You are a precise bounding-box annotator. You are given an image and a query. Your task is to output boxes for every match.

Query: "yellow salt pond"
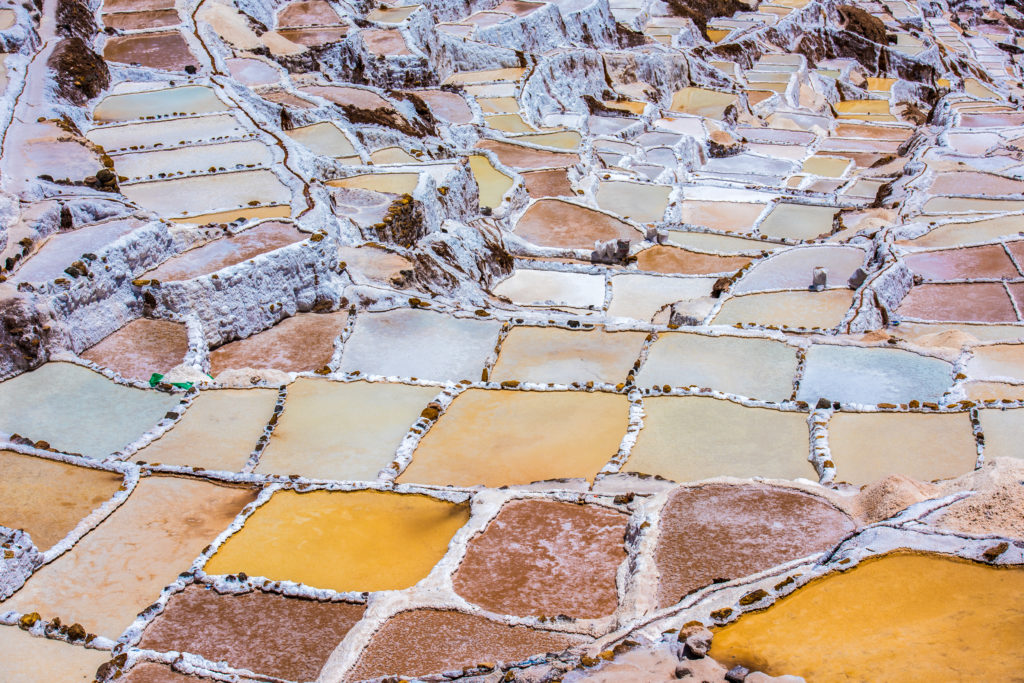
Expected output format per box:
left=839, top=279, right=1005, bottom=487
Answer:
left=669, top=87, right=738, bottom=119
left=399, top=389, right=628, bottom=487
left=711, top=552, right=1024, bottom=680
left=468, top=155, right=513, bottom=209
left=204, top=490, right=469, bottom=592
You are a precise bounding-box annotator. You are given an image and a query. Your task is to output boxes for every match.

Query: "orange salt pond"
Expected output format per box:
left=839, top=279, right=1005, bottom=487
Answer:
left=625, top=397, right=814, bottom=482
left=898, top=282, right=1019, bottom=322
left=205, top=490, right=469, bottom=592
left=454, top=499, right=627, bottom=618
left=710, top=553, right=1024, bottom=680
left=2, top=476, right=256, bottom=638
left=103, top=31, right=196, bottom=71
left=827, top=412, right=978, bottom=485
left=490, top=326, right=646, bottom=385
left=514, top=198, right=639, bottom=249
left=0, top=626, right=110, bottom=682
left=346, top=609, right=585, bottom=681
left=138, top=586, right=365, bottom=681
left=399, top=389, right=628, bottom=487
left=635, top=245, right=750, bottom=275
left=209, top=309, right=349, bottom=374
left=655, top=484, right=854, bottom=607
left=0, top=451, right=123, bottom=550
left=80, top=318, right=188, bottom=382
left=134, top=389, right=278, bottom=471
left=256, top=379, right=437, bottom=481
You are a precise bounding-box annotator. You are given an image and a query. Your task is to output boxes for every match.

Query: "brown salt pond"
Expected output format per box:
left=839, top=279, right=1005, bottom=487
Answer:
left=138, top=585, right=365, bottom=681
left=0, top=626, right=109, bottom=682
left=208, top=310, right=349, bottom=375
left=399, top=389, right=628, bottom=487
left=654, top=484, right=854, bottom=607
left=490, top=327, right=646, bottom=385
left=454, top=499, right=626, bottom=618
left=340, top=308, right=500, bottom=381
left=625, top=397, right=814, bottom=483
left=80, top=319, right=188, bottom=382
left=514, top=198, right=639, bottom=249
left=904, top=244, right=1020, bottom=280
left=522, top=169, right=574, bottom=197
left=134, top=389, right=278, bottom=471
left=712, top=290, right=854, bottom=329
left=827, top=412, right=977, bottom=486
left=346, top=609, right=585, bottom=681
left=102, top=9, right=180, bottom=30
left=204, top=490, right=469, bottom=592
left=103, top=32, right=196, bottom=72
left=637, top=333, right=798, bottom=401
left=2, top=476, right=256, bottom=638
left=710, top=552, right=1024, bottom=680
left=256, top=379, right=437, bottom=481
left=276, top=0, right=341, bottom=26
left=635, top=245, right=750, bottom=275
left=475, top=139, right=580, bottom=169
left=897, top=283, right=1019, bottom=322
left=361, top=28, right=411, bottom=55
left=145, top=222, right=307, bottom=281
left=413, top=90, right=473, bottom=124
left=0, top=451, right=123, bottom=550
left=120, top=662, right=225, bottom=682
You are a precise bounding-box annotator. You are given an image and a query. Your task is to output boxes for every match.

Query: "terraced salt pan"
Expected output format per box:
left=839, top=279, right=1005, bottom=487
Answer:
left=668, top=231, right=781, bottom=254
left=144, top=222, right=306, bottom=281
left=103, top=9, right=180, bottom=31
left=256, top=379, right=436, bottom=480
left=490, top=327, right=646, bottom=385
left=733, top=245, right=865, bottom=293
left=205, top=490, right=469, bottom=592
left=654, top=484, right=855, bottom=607
left=677, top=201, right=767, bottom=233
left=413, top=90, right=473, bottom=124
left=635, top=246, right=750, bottom=274
left=966, top=344, right=1024, bottom=381
left=607, top=274, right=716, bottom=321
left=209, top=310, right=349, bottom=374
left=797, top=345, right=953, bottom=405
left=138, top=585, right=365, bottom=681
left=11, top=217, right=143, bottom=283
left=669, top=87, right=737, bottom=118
left=514, top=198, right=639, bottom=249
left=468, top=155, right=513, bottom=208
left=0, top=362, right=179, bottom=458
left=625, top=397, right=814, bottom=482
left=285, top=121, right=357, bottom=158
left=828, top=412, right=977, bottom=485
left=637, top=333, right=798, bottom=401
left=134, top=389, right=277, bottom=471
left=2, top=477, right=256, bottom=638
left=923, top=197, right=1024, bottom=214
left=476, top=139, right=580, bottom=169
left=515, top=130, right=583, bottom=150
left=710, top=553, right=1024, bottom=680
left=904, top=244, right=1020, bottom=280
left=337, top=245, right=411, bottom=284
left=522, top=169, right=574, bottom=198
left=86, top=114, right=247, bottom=151
left=399, top=389, right=628, bottom=487
left=0, top=626, right=109, bottom=683
left=713, top=290, right=854, bottom=328
left=595, top=181, right=671, bottom=223
left=369, top=147, right=420, bottom=164
left=103, top=31, right=195, bottom=71
left=328, top=173, right=420, bottom=194
left=0, top=451, right=123, bottom=550
left=898, top=283, right=1019, bottom=322
left=92, top=86, right=227, bottom=122
left=493, top=270, right=606, bottom=309
left=756, top=203, right=837, bottom=241
left=113, top=140, right=272, bottom=179
left=121, top=169, right=291, bottom=218
left=899, top=215, right=1024, bottom=248
left=225, top=57, right=280, bottom=85
left=341, top=308, right=500, bottom=381
left=976, top=408, right=1024, bottom=460
left=453, top=499, right=627, bottom=618
left=347, top=609, right=585, bottom=681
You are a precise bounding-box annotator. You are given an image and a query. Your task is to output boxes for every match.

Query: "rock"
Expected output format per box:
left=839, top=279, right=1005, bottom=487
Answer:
left=47, top=37, right=110, bottom=105
left=680, top=627, right=713, bottom=659
left=847, top=267, right=868, bottom=289
left=707, top=130, right=744, bottom=158
left=592, top=238, right=630, bottom=265
left=810, top=267, right=828, bottom=291
left=670, top=297, right=714, bottom=327
left=726, top=664, right=750, bottom=682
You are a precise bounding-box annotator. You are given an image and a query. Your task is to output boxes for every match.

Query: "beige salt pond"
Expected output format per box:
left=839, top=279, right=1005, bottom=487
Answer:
left=86, top=114, right=246, bottom=151
left=514, top=198, right=639, bottom=249
left=340, top=308, right=500, bottom=382
left=713, top=289, right=854, bottom=329
left=624, top=397, right=814, bottom=482
left=733, top=245, right=865, bottom=293
left=0, top=362, right=180, bottom=459
left=285, top=121, right=358, bottom=159
left=669, top=87, right=738, bottom=119
left=827, top=412, right=978, bottom=486
left=596, top=180, right=671, bottom=223
left=2, top=476, right=256, bottom=638
left=608, top=274, right=716, bottom=321
left=256, top=379, right=437, bottom=481
left=204, top=489, right=469, bottom=592
left=977, top=408, right=1024, bottom=461
left=0, top=627, right=109, bottom=683
left=711, top=552, right=1024, bottom=680
left=677, top=200, right=766, bottom=233
left=328, top=172, right=420, bottom=194
left=637, top=333, right=798, bottom=400
left=756, top=203, right=837, bottom=241
left=145, top=222, right=306, bottom=281
left=209, top=310, right=349, bottom=374
left=80, top=319, right=188, bottom=382
left=490, top=326, right=646, bottom=385
left=399, top=389, right=628, bottom=487
left=122, top=169, right=291, bottom=219
left=0, top=451, right=123, bottom=550
left=493, top=269, right=606, bottom=309
left=112, top=139, right=273, bottom=179
left=369, top=146, right=420, bottom=164
left=654, top=484, right=854, bottom=607
left=134, top=389, right=278, bottom=471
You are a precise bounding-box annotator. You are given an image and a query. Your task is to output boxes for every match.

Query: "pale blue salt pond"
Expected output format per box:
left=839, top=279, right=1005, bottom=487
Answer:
left=797, top=345, right=953, bottom=405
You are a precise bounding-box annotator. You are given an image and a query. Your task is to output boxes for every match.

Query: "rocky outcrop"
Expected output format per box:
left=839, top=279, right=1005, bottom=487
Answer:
left=46, top=37, right=109, bottom=106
